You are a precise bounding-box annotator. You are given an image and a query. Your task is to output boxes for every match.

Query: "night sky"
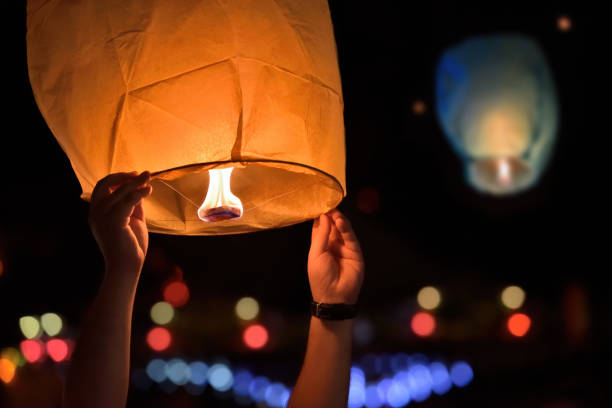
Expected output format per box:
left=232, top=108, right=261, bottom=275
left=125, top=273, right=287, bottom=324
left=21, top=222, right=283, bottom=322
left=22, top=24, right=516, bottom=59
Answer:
left=0, top=1, right=605, bottom=407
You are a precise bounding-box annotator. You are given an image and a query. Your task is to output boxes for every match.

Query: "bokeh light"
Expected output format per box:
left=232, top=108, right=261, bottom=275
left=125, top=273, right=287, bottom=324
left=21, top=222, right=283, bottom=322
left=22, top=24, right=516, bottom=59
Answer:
left=20, top=339, right=43, bottom=363
left=0, top=358, right=16, bottom=384
left=243, top=324, right=269, bottom=350
left=417, top=286, right=442, bottom=310
left=386, top=380, right=410, bottom=407
left=265, top=382, right=289, bottom=408
left=353, top=318, right=375, bottom=346
left=235, top=297, right=260, bottom=320
left=146, top=327, right=172, bottom=351
left=41, top=313, right=63, bottom=336
left=46, top=339, right=69, bottom=362
left=166, top=358, right=190, bottom=385
left=189, top=361, right=208, bottom=386
left=430, top=362, right=452, bottom=395
left=365, top=384, right=383, bottom=408
left=163, top=281, right=190, bottom=307
left=410, top=312, right=436, bottom=337
left=449, top=361, right=473, bottom=387
left=249, top=376, right=271, bottom=402
left=356, top=187, right=381, bottom=214
left=233, top=369, right=254, bottom=396
left=406, top=364, right=433, bottom=402
left=508, top=313, right=531, bottom=337
left=0, top=259, right=4, bottom=277
left=208, top=363, right=233, bottom=392
left=558, top=15, right=572, bottom=32
left=1, top=347, right=23, bottom=367
left=412, top=100, right=427, bottom=115
left=146, top=359, right=167, bottom=383
left=501, top=285, right=526, bottom=309
left=348, top=366, right=366, bottom=408
left=150, top=301, right=175, bottom=325
left=19, top=316, right=41, bottom=339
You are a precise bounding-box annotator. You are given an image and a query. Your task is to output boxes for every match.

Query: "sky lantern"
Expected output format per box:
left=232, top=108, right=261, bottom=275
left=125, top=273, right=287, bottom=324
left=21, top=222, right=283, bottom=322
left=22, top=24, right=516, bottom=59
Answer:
left=27, top=0, right=345, bottom=235
left=435, top=35, right=558, bottom=195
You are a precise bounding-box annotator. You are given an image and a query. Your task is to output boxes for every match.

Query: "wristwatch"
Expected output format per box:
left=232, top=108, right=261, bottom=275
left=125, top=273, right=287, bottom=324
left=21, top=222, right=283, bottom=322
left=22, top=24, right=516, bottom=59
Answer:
left=310, top=301, right=358, bottom=320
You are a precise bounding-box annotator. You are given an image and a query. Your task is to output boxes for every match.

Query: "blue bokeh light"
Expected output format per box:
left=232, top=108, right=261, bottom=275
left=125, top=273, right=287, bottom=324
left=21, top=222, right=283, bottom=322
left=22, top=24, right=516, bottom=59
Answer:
left=386, top=380, right=410, bottom=407
left=406, top=364, right=433, bottom=402
left=189, top=361, right=208, bottom=386
left=233, top=369, right=254, bottom=397
left=166, top=358, right=190, bottom=385
left=430, top=362, right=452, bottom=395
left=146, top=359, right=167, bottom=383
left=249, top=376, right=271, bottom=402
left=450, top=361, right=473, bottom=387
left=208, top=363, right=233, bottom=392
left=365, top=384, right=383, bottom=408
left=265, top=382, right=290, bottom=408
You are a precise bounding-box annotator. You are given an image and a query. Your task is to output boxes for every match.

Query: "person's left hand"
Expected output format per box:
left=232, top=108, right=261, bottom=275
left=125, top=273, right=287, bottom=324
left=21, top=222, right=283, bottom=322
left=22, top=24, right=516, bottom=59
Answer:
left=308, top=209, right=365, bottom=304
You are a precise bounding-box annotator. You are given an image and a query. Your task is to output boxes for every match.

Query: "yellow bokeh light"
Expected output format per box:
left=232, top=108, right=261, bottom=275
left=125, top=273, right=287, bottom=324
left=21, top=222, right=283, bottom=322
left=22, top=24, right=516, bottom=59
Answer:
left=150, top=301, right=175, bottom=325
left=501, top=285, right=526, bottom=309
left=41, top=313, right=63, bottom=336
left=1, top=348, right=23, bottom=367
left=417, top=286, right=442, bottom=310
left=19, top=316, right=41, bottom=339
left=0, top=358, right=16, bottom=384
left=235, top=297, right=260, bottom=321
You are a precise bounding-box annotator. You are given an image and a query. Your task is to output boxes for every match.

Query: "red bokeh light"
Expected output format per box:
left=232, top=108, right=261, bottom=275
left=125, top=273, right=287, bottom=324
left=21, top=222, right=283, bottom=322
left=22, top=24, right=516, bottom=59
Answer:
left=46, top=339, right=69, bottom=362
left=410, top=312, right=436, bottom=337
left=508, top=313, right=531, bottom=337
left=20, top=339, right=43, bottom=363
left=147, top=327, right=172, bottom=351
left=163, top=281, right=190, bottom=307
left=356, top=187, right=381, bottom=214
left=243, top=324, right=269, bottom=350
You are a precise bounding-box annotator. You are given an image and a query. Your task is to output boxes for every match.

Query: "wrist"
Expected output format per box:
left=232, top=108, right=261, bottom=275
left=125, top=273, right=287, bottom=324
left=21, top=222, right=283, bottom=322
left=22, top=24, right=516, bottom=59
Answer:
left=104, top=261, right=141, bottom=286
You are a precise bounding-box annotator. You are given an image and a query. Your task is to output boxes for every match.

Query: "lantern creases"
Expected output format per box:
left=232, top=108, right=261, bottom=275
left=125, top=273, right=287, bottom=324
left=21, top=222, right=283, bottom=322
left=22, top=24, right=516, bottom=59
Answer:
left=27, top=0, right=345, bottom=235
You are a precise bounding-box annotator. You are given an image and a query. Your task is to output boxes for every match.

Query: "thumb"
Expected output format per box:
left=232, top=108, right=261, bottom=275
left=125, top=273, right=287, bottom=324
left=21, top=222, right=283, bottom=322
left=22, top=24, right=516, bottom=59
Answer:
left=310, top=213, right=331, bottom=257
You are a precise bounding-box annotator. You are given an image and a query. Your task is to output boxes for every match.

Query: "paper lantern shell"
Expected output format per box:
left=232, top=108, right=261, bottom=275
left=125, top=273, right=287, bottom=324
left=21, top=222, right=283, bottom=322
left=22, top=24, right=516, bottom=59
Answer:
left=27, top=0, right=345, bottom=235
left=436, top=35, right=558, bottom=195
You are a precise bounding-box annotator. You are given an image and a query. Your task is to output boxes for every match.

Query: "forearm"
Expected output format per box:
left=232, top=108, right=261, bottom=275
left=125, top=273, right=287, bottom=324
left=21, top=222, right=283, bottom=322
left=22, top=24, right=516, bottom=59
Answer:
left=288, top=317, right=353, bottom=408
left=64, top=266, right=140, bottom=408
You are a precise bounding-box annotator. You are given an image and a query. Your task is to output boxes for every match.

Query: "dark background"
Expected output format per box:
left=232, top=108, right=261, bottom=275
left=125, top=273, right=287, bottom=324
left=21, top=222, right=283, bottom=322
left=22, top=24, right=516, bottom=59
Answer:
left=0, top=1, right=605, bottom=407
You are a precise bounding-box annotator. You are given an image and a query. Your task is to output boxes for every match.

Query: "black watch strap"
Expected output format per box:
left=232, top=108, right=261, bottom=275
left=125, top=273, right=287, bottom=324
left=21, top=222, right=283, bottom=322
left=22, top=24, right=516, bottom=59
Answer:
left=311, top=301, right=358, bottom=320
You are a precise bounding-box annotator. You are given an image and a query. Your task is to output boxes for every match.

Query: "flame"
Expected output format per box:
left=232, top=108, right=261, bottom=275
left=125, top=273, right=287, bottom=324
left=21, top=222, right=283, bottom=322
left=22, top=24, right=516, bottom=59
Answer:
left=198, top=167, right=243, bottom=222
left=496, top=158, right=512, bottom=186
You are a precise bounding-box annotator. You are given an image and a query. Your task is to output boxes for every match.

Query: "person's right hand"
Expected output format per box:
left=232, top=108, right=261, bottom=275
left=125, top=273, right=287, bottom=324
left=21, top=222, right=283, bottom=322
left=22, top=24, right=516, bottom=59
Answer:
left=88, top=171, right=153, bottom=276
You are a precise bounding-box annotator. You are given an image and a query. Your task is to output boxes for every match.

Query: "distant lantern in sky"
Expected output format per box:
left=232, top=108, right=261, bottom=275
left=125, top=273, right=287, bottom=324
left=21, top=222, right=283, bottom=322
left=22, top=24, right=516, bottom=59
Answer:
left=436, top=35, right=558, bottom=195
left=27, top=0, right=345, bottom=235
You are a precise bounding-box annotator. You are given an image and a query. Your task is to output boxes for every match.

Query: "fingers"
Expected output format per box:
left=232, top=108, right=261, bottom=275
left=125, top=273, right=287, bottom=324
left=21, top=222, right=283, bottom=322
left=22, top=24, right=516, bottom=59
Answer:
left=104, top=171, right=151, bottom=211
left=91, top=172, right=138, bottom=204
left=310, top=213, right=331, bottom=256
left=115, top=185, right=152, bottom=220
left=328, top=210, right=362, bottom=253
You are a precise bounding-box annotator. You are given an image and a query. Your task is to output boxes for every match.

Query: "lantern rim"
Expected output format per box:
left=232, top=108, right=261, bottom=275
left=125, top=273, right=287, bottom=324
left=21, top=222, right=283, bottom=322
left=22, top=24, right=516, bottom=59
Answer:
left=467, top=156, right=534, bottom=196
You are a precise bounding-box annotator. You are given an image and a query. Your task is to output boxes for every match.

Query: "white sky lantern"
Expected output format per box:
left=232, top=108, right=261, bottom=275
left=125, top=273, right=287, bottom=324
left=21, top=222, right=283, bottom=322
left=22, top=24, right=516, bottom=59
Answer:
left=27, top=0, right=345, bottom=235
left=436, top=35, right=558, bottom=195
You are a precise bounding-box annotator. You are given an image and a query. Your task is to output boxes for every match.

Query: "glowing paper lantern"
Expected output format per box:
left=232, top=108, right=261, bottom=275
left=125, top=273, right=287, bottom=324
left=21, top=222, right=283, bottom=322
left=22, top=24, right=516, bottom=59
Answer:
left=436, top=35, right=558, bottom=195
left=27, top=0, right=345, bottom=235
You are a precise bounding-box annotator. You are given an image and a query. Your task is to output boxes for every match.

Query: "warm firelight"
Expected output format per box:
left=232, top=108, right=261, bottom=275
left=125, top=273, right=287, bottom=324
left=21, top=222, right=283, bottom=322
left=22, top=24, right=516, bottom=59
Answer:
left=198, top=168, right=243, bottom=222
left=497, top=158, right=512, bottom=185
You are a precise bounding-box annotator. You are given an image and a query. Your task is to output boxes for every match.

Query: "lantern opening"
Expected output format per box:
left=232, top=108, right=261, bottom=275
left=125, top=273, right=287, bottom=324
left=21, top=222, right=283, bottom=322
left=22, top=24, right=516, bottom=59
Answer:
left=198, top=168, right=243, bottom=222
left=468, top=157, right=533, bottom=195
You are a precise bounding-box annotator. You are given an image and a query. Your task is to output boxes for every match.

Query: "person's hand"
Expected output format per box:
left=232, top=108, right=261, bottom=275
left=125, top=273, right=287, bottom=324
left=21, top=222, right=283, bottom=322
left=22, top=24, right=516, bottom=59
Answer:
left=308, top=209, right=364, bottom=304
left=89, top=171, right=153, bottom=276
